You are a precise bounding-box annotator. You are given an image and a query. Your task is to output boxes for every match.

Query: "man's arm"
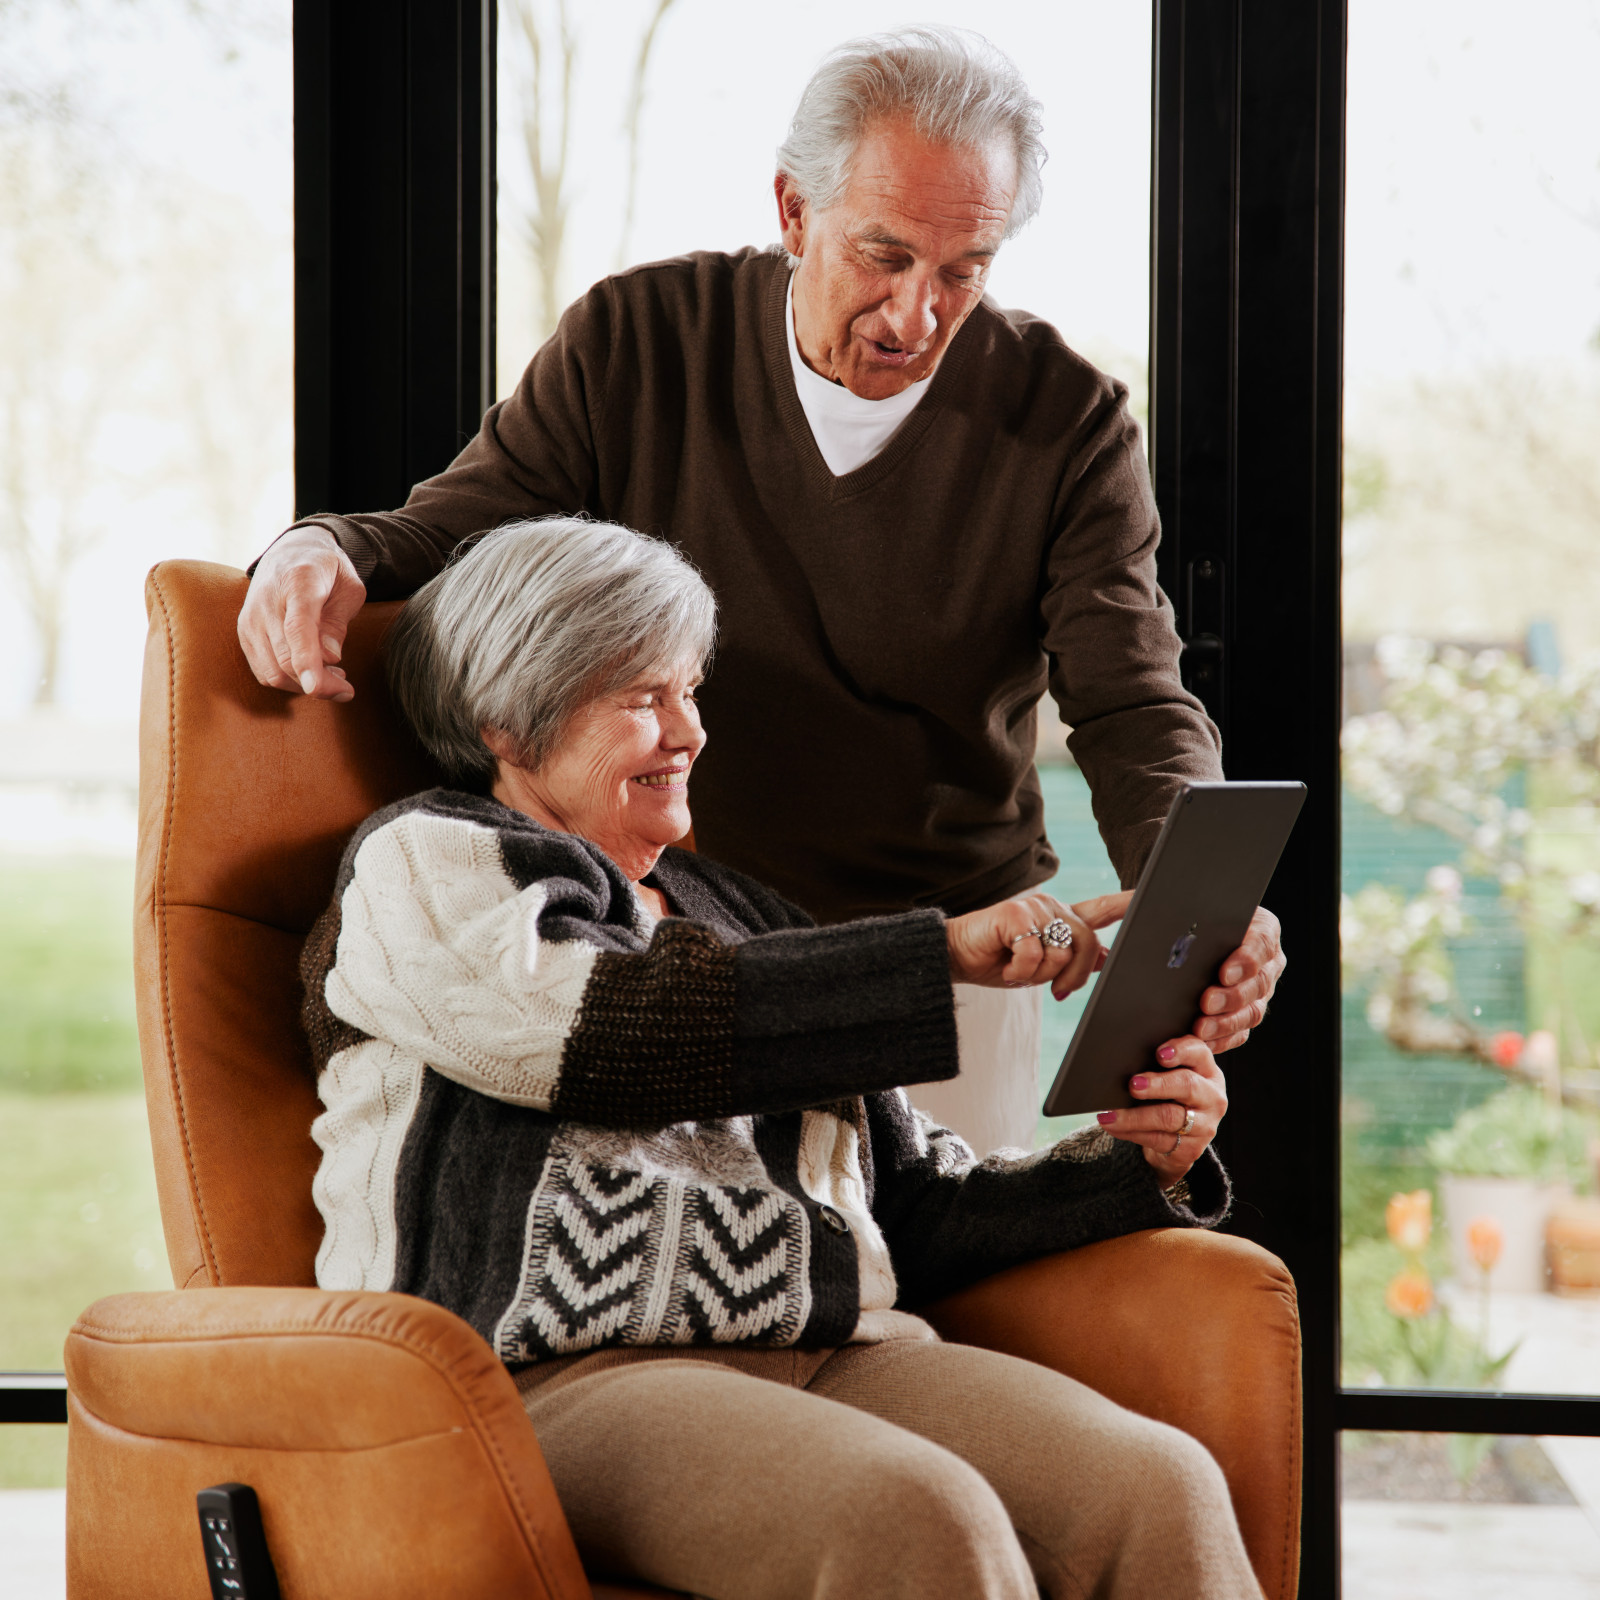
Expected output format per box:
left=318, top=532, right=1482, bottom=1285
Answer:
left=1039, top=381, right=1284, bottom=1049
left=1040, top=381, right=1222, bottom=884
left=238, top=283, right=615, bottom=698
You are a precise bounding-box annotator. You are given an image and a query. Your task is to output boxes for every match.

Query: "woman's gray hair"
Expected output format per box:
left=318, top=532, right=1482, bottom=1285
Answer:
left=386, top=517, right=717, bottom=787
left=776, top=26, right=1046, bottom=237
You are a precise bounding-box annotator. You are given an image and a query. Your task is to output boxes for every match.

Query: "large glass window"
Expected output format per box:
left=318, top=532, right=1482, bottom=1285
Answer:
left=494, top=2, right=1153, bottom=1146
left=1340, top=0, right=1600, bottom=1580
left=0, top=0, right=292, bottom=1514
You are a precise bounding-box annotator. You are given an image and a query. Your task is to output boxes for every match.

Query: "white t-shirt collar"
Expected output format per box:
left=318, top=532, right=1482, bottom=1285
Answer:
left=784, top=271, right=931, bottom=478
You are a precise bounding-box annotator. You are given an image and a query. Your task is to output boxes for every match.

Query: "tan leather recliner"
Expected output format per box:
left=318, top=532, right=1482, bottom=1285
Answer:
left=64, top=561, right=1303, bottom=1600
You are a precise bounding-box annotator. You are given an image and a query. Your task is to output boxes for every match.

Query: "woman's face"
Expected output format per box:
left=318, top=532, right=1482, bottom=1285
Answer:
left=493, top=655, right=706, bottom=880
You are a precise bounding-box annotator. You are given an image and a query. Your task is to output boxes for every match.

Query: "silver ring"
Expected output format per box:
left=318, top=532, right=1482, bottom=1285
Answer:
left=1011, top=927, right=1045, bottom=946
left=1168, top=1107, right=1196, bottom=1155
left=1040, top=918, right=1074, bottom=950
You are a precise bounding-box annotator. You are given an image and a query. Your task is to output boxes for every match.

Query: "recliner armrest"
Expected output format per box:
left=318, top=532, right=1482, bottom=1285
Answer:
left=66, top=1287, right=592, bottom=1600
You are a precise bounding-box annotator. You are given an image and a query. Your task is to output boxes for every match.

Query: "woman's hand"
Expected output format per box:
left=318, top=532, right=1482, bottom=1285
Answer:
left=946, top=890, right=1131, bottom=1001
left=1094, top=1035, right=1227, bottom=1188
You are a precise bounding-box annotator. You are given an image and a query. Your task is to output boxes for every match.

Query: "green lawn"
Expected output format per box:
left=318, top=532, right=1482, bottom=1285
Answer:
left=0, top=1425, right=68, bottom=1489
left=0, top=856, right=142, bottom=1094
left=1, top=855, right=166, bottom=1488
left=0, top=1094, right=168, bottom=1487
left=0, top=1091, right=169, bottom=1366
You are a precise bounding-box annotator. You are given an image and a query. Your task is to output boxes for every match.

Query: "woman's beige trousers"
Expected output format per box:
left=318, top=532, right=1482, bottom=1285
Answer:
left=517, top=1335, right=1263, bottom=1600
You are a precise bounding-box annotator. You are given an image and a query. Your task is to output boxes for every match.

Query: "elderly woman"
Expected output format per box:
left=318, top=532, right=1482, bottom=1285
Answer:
left=301, top=517, right=1261, bottom=1600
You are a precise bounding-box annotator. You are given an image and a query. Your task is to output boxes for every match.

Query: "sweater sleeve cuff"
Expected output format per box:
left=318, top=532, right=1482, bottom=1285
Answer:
left=1053, top=1131, right=1232, bottom=1236
left=1159, top=1144, right=1231, bottom=1227
left=244, top=517, right=378, bottom=581
left=295, top=516, right=379, bottom=580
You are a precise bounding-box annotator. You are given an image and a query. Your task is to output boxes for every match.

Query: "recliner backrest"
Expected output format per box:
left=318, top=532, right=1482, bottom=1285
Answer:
left=135, top=561, right=442, bottom=1288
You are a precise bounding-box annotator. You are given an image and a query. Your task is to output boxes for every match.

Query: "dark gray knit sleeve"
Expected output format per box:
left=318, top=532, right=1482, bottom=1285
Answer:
left=552, top=910, right=960, bottom=1127
left=864, top=1096, right=1231, bottom=1307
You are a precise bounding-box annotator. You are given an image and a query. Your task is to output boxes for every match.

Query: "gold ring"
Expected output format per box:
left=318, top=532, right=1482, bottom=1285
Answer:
left=1168, top=1107, right=1196, bottom=1154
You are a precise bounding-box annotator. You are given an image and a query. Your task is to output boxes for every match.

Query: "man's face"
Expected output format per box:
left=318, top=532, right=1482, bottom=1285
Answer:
left=777, top=118, right=1018, bottom=400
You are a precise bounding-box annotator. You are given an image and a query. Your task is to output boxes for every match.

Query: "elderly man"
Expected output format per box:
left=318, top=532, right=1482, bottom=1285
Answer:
left=239, top=26, right=1284, bottom=1154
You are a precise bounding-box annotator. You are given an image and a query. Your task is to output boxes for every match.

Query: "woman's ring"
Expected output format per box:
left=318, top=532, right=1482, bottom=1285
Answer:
left=1040, top=918, right=1074, bottom=949
left=1168, top=1107, right=1196, bottom=1155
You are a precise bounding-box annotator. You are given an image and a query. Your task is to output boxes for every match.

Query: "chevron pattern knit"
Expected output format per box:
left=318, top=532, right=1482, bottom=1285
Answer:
left=497, top=1147, right=811, bottom=1362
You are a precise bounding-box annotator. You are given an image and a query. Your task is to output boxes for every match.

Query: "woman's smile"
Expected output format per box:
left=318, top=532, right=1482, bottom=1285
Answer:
left=633, top=763, right=690, bottom=789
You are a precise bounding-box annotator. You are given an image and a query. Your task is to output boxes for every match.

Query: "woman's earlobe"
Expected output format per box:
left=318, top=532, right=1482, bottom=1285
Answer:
left=480, top=726, right=526, bottom=768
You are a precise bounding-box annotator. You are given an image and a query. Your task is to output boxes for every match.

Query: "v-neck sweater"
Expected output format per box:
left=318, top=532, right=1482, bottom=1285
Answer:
left=291, top=247, right=1222, bottom=924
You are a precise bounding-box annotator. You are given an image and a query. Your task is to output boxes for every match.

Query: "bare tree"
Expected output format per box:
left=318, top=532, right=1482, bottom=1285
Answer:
left=152, top=184, right=294, bottom=563
left=503, top=0, right=684, bottom=347
left=506, top=0, right=578, bottom=345
left=0, top=126, right=133, bottom=706
left=1344, top=360, right=1600, bottom=658
left=617, top=0, right=679, bottom=270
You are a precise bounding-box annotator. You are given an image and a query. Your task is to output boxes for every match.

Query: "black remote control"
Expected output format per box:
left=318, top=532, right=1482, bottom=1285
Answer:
left=197, top=1484, right=282, bottom=1600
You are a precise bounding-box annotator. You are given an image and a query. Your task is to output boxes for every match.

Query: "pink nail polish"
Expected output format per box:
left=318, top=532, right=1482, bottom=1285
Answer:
left=1130, top=1075, right=1148, bottom=1091
left=1097, top=1111, right=1117, bottom=1125
left=1157, top=1046, right=1176, bottom=1063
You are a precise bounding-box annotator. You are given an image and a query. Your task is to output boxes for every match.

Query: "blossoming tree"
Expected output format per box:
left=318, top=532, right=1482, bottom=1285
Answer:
left=1341, top=638, right=1600, bottom=1099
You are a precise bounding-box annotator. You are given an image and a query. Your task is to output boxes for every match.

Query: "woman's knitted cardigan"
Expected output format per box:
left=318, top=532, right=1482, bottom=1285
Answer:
left=300, top=789, right=1230, bottom=1365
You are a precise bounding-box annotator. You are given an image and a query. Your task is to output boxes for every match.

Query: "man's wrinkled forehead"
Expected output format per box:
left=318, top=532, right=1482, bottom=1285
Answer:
left=833, top=120, right=1018, bottom=237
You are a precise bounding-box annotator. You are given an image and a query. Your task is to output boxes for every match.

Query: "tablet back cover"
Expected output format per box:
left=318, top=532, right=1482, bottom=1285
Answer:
left=1042, top=781, right=1305, bottom=1117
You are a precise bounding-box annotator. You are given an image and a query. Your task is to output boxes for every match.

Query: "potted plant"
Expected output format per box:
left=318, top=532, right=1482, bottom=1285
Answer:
left=1426, top=1083, right=1592, bottom=1294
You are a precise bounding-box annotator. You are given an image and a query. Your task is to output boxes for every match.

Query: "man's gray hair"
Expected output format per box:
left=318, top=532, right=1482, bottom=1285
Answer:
left=386, top=517, right=717, bottom=787
left=776, top=26, right=1046, bottom=236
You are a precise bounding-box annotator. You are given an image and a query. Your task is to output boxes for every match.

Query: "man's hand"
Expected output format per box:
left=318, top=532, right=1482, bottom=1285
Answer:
left=238, top=526, right=367, bottom=702
left=1194, top=906, right=1285, bottom=1054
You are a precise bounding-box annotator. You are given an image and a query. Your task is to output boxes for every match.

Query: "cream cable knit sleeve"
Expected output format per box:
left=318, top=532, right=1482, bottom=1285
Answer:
left=324, top=810, right=600, bottom=1109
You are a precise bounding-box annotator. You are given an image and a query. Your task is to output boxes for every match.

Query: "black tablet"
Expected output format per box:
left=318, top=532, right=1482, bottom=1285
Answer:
left=1041, top=780, right=1306, bottom=1117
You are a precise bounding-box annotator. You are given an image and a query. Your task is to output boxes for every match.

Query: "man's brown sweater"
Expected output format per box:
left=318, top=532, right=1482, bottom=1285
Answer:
left=294, top=247, right=1222, bottom=923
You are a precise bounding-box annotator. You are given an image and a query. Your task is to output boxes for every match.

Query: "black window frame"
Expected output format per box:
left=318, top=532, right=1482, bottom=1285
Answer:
left=9, top=9, right=1600, bottom=1597
left=1151, top=3, right=1600, bottom=1595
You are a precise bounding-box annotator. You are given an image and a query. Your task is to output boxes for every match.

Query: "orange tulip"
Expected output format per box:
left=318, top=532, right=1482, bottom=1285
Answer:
left=1386, top=1189, right=1432, bottom=1254
left=1490, top=1031, right=1524, bottom=1068
left=1467, top=1215, right=1505, bottom=1272
left=1385, top=1269, right=1434, bottom=1318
